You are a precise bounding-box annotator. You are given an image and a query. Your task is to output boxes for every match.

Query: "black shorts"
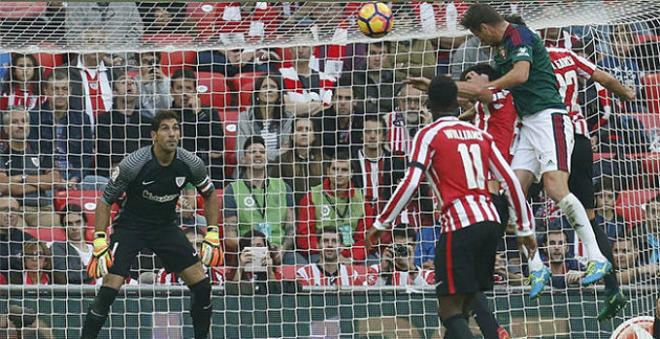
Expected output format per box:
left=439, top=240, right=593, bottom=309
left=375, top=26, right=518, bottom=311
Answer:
left=569, top=134, right=595, bottom=209
left=434, top=221, right=501, bottom=296
left=108, top=226, right=199, bottom=278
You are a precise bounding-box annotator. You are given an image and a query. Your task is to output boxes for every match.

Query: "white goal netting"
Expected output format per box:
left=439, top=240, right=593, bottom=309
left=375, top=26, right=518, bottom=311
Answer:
left=0, top=1, right=658, bottom=338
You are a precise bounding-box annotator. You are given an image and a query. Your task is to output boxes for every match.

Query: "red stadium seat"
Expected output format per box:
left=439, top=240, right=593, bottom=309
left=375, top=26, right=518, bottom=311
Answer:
left=230, top=71, right=266, bottom=112
left=593, top=153, right=615, bottom=162
left=24, top=227, right=67, bottom=242
left=0, top=2, right=46, bottom=19
left=219, top=110, right=239, bottom=177
left=53, top=189, right=119, bottom=241
left=195, top=71, right=231, bottom=111
left=33, top=51, right=64, bottom=76
left=186, top=2, right=223, bottom=41
left=643, top=73, right=660, bottom=113
left=160, top=50, right=197, bottom=77
left=615, top=189, right=660, bottom=227
left=280, top=265, right=298, bottom=281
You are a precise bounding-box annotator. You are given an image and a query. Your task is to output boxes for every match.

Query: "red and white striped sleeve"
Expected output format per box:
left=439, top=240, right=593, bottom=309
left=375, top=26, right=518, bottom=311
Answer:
left=374, top=124, right=436, bottom=230
left=569, top=49, right=597, bottom=79
left=487, top=141, right=534, bottom=236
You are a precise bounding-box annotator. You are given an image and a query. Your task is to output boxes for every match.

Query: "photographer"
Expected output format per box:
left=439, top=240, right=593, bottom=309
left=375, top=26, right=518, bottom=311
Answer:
left=368, top=224, right=434, bottom=287
left=225, top=230, right=282, bottom=295
left=0, top=305, right=54, bottom=339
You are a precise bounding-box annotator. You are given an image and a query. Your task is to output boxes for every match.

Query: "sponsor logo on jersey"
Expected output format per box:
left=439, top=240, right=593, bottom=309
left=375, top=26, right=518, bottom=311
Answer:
left=610, top=316, right=654, bottom=339
left=30, top=157, right=39, bottom=167
left=142, top=190, right=179, bottom=203
left=516, top=47, right=530, bottom=57
left=176, top=176, right=186, bottom=188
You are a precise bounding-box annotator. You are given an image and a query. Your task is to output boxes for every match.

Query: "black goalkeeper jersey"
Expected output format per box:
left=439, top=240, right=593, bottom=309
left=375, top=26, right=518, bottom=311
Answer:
left=102, top=146, right=214, bottom=229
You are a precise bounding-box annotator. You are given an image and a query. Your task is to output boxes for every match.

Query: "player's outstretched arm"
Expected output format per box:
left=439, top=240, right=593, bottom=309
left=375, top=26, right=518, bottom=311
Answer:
left=489, top=60, right=530, bottom=90
left=455, top=81, right=493, bottom=104
left=591, top=68, right=636, bottom=101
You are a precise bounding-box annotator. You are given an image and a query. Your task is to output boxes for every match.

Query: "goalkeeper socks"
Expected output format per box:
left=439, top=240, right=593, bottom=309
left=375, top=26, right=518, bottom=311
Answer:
left=557, top=194, right=607, bottom=262
left=189, top=277, right=212, bottom=339
left=470, top=293, right=501, bottom=339
left=81, top=286, right=119, bottom=339
left=590, top=218, right=620, bottom=294
left=442, top=314, right=474, bottom=339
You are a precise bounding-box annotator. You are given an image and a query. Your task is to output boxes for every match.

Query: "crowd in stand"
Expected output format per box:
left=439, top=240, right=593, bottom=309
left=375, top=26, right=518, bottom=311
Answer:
left=0, top=2, right=658, bottom=297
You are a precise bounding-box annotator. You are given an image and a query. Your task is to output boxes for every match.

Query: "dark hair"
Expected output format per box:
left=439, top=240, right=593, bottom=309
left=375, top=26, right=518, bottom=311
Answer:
left=252, top=73, right=284, bottom=121
left=151, top=110, right=180, bottom=132
left=595, top=177, right=615, bottom=195
left=337, top=75, right=353, bottom=88
left=238, top=229, right=270, bottom=252
left=243, top=135, right=266, bottom=151
left=504, top=14, right=526, bottom=26
left=291, top=117, right=318, bottom=147
left=171, top=68, right=197, bottom=87
left=138, top=50, right=162, bottom=65
left=316, top=226, right=339, bottom=239
left=44, top=67, right=68, bottom=88
left=60, top=204, right=87, bottom=226
left=460, top=4, right=504, bottom=31
left=392, top=224, right=416, bottom=242
left=3, top=54, right=42, bottom=96
left=460, top=63, right=500, bottom=82
left=426, top=75, right=458, bottom=115
left=363, top=114, right=386, bottom=132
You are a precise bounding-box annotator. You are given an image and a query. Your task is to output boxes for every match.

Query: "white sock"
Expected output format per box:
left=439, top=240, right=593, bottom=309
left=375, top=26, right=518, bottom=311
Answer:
left=527, top=251, right=546, bottom=272
left=557, top=193, right=607, bottom=262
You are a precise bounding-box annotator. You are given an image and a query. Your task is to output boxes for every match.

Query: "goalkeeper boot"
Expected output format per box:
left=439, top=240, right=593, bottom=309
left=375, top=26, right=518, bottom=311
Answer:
left=528, top=266, right=551, bottom=300
left=582, top=260, right=612, bottom=286
left=597, top=290, right=628, bottom=321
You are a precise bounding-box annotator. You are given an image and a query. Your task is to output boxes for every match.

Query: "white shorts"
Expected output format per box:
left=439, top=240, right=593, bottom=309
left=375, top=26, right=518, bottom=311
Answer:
left=510, top=109, right=574, bottom=182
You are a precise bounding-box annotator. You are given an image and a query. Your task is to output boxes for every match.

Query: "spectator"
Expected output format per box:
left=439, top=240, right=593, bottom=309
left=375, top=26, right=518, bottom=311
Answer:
left=593, top=179, right=626, bottom=238
left=279, top=38, right=335, bottom=118
left=271, top=117, right=323, bottom=206
left=414, top=223, right=441, bottom=270
left=321, top=79, right=363, bottom=156
left=385, top=39, right=438, bottom=81
left=136, top=51, right=171, bottom=119
left=225, top=230, right=282, bottom=295
left=386, top=83, right=432, bottom=155
left=68, top=29, right=115, bottom=126
left=541, top=229, right=584, bottom=289
left=0, top=305, right=54, bottom=339
left=51, top=204, right=94, bottom=285
left=352, top=115, right=406, bottom=214
left=449, top=36, right=493, bottom=80
left=170, top=69, right=224, bottom=186
left=296, top=226, right=366, bottom=286
left=352, top=42, right=399, bottom=114
left=197, top=48, right=271, bottom=77
left=30, top=68, right=94, bottom=183
left=10, top=241, right=51, bottom=285
left=237, top=73, right=293, bottom=163
left=368, top=224, right=434, bottom=287
left=597, top=24, right=646, bottom=113
left=297, top=151, right=374, bottom=264
left=65, top=2, right=143, bottom=47
left=224, top=136, right=295, bottom=262
left=493, top=251, right=525, bottom=286
left=155, top=227, right=224, bottom=285
left=96, top=72, right=153, bottom=178
left=1, top=53, right=43, bottom=111
left=139, top=2, right=187, bottom=34
left=0, top=197, right=33, bottom=274
left=641, top=194, right=660, bottom=264
left=613, top=237, right=659, bottom=284
left=0, top=107, right=65, bottom=227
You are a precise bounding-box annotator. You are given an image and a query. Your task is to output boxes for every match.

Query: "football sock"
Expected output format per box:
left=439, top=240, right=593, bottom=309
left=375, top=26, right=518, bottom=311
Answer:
left=189, top=277, right=212, bottom=339
left=470, top=293, right=501, bottom=339
left=557, top=194, right=606, bottom=262
left=590, top=218, right=620, bottom=294
left=443, top=314, right=474, bottom=339
left=81, top=286, right=119, bottom=339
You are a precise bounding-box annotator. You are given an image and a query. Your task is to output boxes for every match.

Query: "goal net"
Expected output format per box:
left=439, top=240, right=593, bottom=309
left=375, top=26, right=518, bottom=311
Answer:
left=0, top=1, right=658, bottom=338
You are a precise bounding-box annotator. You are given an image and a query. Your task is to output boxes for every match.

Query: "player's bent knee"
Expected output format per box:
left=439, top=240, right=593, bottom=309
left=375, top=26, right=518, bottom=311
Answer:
left=542, top=171, right=570, bottom=201
left=102, top=273, right=126, bottom=291
left=180, top=262, right=206, bottom=286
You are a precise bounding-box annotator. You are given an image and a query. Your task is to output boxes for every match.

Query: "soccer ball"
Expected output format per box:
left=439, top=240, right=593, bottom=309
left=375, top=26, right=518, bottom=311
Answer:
left=356, top=2, right=394, bottom=38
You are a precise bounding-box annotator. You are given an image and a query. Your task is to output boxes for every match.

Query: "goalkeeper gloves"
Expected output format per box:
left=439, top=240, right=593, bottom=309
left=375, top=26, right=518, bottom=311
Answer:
left=201, top=225, right=224, bottom=267
left=87, top=232, right=114, bottom=279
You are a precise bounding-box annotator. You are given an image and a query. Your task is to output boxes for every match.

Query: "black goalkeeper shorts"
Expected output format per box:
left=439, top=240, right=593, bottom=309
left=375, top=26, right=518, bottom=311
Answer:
left=569, top=134, right=595, bottom=209
left=108, top=226, right=199, bottom=278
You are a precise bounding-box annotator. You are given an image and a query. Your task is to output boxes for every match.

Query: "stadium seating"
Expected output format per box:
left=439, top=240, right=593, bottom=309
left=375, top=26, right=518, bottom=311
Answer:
left=195, top=71, right=231, bottom=111
left=24, top=227, right=67, bottom=242
left=141, top=33, right=194, bottom=45
left=0, top=2, right=46, bottom=19
left=218, top=109, right=239, bottom=177
left=160, top=50, right=197, bottom=77
left=33, top=51, right=64, bottom=76
left=644, top=73, right=660, bottom=113
left=615, top=188, right=660, bottom=227
left=230, top=71, right=266, bottom=112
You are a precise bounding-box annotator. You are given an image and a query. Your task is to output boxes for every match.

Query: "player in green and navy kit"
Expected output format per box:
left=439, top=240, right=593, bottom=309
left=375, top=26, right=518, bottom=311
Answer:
left=457, top=4, right=612, bottom=300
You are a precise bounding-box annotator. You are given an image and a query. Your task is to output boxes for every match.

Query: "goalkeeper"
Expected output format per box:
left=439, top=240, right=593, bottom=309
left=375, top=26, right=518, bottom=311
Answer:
left=81, top=110, right=222, bottom=339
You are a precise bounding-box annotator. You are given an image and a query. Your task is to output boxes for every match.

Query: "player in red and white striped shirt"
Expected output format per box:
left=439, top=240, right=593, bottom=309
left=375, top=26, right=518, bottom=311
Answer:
left=296, top=227, right=367, bottom=287
left=367, top=76, right=537, bottom=338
